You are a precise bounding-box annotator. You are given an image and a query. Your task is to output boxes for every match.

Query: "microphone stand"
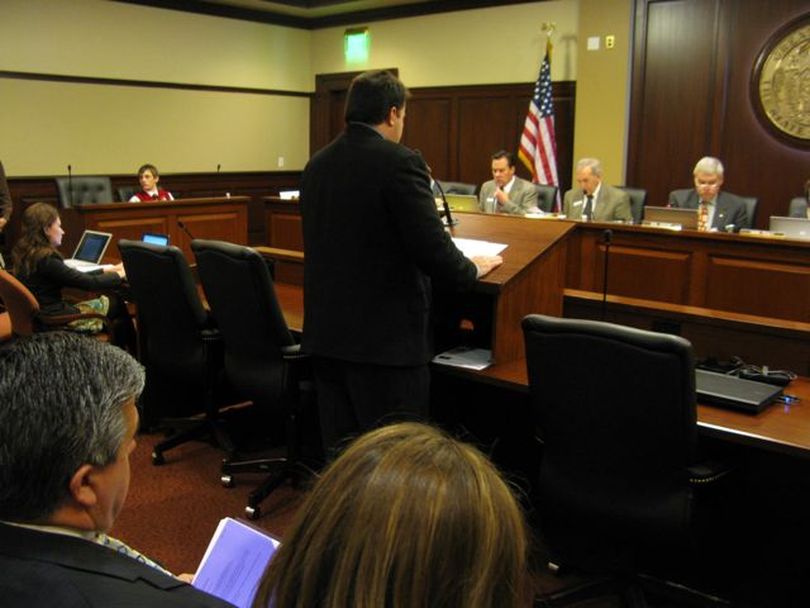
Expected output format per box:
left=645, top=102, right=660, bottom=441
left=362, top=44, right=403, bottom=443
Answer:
left=600, top=229, right=612, bottom=321
left=434, top=179, right=458, bottom=229
left=177, top=220, right=196, bottom=242
left=68, top=164, right=74, bottom=207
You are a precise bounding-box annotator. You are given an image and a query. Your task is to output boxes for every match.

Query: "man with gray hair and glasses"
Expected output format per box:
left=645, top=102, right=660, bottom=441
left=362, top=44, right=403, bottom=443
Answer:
left=0, top=332, right=232, bottom=607
left=563, top=157, right=632, bottom=222
left=669, top=156, right=748, bottom=232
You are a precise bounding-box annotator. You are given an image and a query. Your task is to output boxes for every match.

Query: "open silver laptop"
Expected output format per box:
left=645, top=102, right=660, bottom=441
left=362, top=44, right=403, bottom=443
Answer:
left=64, top=230, right=113, bottom=273
left=643, top=206, right=699, bottom=229
left=443, top=193, right=480, bottom=212
left=769, top=216, right=810, bottom=240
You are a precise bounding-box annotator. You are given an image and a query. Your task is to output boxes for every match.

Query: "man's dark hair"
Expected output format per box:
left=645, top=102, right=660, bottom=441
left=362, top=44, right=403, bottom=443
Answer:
left=491, top=150, right=516, bottom=168
left=344, top=70, right=409, bottom=126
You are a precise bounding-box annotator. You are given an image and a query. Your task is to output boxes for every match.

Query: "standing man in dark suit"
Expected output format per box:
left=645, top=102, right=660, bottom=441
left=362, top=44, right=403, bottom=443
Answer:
left=0, top=160, right=12, bottom=268
left=668, top=156, right=749, bottom=231
left=0, top=332, right=233, bottom=608
left=562, top=158, right=633, bottom=222
left=301, top=70, right=502, bottom=451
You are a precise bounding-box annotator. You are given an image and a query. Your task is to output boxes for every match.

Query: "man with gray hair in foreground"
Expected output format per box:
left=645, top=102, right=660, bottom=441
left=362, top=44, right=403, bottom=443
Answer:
left=0, top=332, right=233, bottom=607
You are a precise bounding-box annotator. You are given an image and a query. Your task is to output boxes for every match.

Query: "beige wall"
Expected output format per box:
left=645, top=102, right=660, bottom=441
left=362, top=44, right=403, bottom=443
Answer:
left=0, top=0, right=633, bottom=182
left=0, top=0, right=312, bottom=176
left=571, top=0, right=633, bottom=185
left=311, top=1, right=580, bottom=86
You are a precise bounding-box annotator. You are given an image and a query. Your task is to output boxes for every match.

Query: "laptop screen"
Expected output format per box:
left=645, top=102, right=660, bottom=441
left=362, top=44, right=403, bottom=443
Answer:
left=142, top=232, right=170, bottom=246
left=769, top=216, right=810, bottom=240
left=643, top=206, right=699, bottom=229
left=72, top=230, right=112, bottom=263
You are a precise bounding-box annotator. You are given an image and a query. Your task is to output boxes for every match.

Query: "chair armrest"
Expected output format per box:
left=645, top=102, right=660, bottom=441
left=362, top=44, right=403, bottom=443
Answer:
left=687, top=460, right=732, bottom=486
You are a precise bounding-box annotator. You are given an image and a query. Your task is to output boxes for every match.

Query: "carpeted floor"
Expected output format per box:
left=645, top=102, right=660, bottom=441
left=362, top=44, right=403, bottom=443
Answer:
left=112, top=431, right=305, bottom=576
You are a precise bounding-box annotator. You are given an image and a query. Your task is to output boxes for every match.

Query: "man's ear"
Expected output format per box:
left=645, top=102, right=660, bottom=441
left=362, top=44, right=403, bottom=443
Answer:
left=386, top=106, right=398, bottom=126
left=68, top=464, right=98, bottom=508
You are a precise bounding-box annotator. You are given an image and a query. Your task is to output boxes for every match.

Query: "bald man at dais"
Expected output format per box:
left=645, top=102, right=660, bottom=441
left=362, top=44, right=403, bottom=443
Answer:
left=563, top=158, right=632, bottom=223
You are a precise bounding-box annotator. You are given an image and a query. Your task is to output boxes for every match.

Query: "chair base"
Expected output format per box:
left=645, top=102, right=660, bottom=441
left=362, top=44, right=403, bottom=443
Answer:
left=151, top=418, right=235, bottom=465
left=221, top=455, right=318, bottom=520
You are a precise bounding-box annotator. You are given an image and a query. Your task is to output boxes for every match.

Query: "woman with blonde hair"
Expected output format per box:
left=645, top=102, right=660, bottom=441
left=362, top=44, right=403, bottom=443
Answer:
left=252, top=422, right=530, bottom=608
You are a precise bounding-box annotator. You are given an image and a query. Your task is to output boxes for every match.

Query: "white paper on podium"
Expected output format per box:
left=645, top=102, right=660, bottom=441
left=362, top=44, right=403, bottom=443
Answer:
left=432, top=347, right=493, bottom=370
left=451, top=237, right=508, bottom=258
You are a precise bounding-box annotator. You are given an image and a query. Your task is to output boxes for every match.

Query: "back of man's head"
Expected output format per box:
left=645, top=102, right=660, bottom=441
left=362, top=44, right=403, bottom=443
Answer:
left=0, top=333, right=145, bottom=522
left=344, top=70, right=409, bottom=126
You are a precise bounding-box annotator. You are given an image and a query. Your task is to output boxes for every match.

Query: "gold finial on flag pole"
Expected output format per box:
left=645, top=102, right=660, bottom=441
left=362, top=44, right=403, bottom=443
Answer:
left=541, top=22, right=555, bottom=55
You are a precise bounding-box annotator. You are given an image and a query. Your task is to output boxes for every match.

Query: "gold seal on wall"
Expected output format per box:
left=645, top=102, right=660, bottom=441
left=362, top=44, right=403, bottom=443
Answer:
left=757, top=22, right=810, bottom=141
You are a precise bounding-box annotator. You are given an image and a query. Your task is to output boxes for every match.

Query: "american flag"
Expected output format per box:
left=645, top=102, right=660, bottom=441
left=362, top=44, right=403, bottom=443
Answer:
left=518, top=40, right=560, bottom=211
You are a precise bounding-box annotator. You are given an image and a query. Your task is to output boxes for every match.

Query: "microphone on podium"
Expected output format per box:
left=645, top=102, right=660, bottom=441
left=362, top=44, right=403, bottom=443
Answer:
left=600, top=229, right=612, bottom=321
left=67, top=164, right=74, bottom=207
left=414, top=149, right=457, bottom=228
left=177, top=220, right=196, bottom=242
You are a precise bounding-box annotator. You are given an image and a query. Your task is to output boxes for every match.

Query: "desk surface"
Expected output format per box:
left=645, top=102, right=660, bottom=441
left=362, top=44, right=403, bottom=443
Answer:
left=470, top=356, right=810, bottom=460
left=271, top=278, right=810, bottom=459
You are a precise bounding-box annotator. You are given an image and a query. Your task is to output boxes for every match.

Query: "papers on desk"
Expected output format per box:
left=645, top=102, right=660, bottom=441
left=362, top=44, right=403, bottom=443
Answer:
left=452, top=237, right=508, bottom=258
left=192, top=517, right=280, bottom=608
left=433, top=346, right=493, bottom=371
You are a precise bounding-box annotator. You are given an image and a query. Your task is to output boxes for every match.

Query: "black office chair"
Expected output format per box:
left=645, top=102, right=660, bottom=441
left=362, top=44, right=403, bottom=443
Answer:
left=436, top=180, right=477, bottom=195
left=192, top=239, right=314, bottom=519
left=117, top=186, right=137, bottom=202
left=617, top=186, right=647, bottom=224
left=522, top=314, right=730, bottom=606
left=740, top=197, right=758, bottom=229
left=55, top=176, right=114, bottom=208
left=118, top=239, right=232, bottom=464
left=788, top=197, right=807, bottom=218
left=535, top=184, right=559, bottom=213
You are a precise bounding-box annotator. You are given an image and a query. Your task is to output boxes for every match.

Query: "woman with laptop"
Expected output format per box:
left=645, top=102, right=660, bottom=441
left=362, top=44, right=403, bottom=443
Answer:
left=10, top=203, right=130, bottom=339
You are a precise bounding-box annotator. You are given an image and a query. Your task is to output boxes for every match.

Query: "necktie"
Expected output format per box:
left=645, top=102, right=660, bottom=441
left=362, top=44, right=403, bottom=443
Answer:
left=96, top=532, right=175, bottom=577
left=698, top=202, right=709, bottom=231
left=583, top=195, right=594, bottom=221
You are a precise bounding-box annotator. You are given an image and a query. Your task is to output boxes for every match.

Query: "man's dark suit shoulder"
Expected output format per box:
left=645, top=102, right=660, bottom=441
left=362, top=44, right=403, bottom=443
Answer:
left=0, top=523, right=233, bottom=608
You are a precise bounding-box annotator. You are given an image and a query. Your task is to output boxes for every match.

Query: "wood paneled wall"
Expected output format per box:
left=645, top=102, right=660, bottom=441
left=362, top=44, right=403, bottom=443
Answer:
left=628, top=0, right=809, bottom=227
left=404, top=82, right=576, bottom=193
left=312, top=73, right=576, bottom=195
left=4, top=171, right=301, bottom=247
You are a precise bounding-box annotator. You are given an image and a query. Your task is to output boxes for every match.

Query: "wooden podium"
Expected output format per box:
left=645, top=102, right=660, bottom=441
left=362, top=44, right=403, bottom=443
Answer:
left=444, top=213, right=573, bottom=364
left=61, top=196, right=249, bottom=261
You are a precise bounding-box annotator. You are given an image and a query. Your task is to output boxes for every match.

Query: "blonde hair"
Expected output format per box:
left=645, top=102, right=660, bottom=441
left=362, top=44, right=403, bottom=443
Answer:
left=253, top=422, right=530, bottom=608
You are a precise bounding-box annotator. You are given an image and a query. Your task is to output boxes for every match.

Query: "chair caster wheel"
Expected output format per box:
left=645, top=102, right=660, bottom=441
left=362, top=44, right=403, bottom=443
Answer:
left=152, top=451, right=165, bottom=466
left=245, top=505, right=260, bottom=520
left=221, top=475, right=234, bottom=488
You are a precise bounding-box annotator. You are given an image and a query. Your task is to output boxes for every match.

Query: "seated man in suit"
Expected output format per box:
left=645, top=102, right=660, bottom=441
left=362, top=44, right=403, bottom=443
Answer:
left=668, top=156, right=748, bottom=231
left=0, top=332, right=231, bottom=608
left=563, top=158, right=633, bottom=222
left=478, top=150, right=538, bottom=215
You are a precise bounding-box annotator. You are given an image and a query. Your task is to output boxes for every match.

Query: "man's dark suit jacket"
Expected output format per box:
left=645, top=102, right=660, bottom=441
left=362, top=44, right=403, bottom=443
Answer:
left=300, top=123, right=478, bottom=367
left=0, top=523, right=234, bottom=607
left=668, top=189, right=750, bottom=231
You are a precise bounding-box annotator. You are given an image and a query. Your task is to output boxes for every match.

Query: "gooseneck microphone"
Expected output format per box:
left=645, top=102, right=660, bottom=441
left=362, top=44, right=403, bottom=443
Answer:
left=414, top=149, right=457, bottom=228
left=67, top=164, right=74, bottom=207
left=601, top=229, right=612, bottom=321
left=177, top=220, right=196, bottom=242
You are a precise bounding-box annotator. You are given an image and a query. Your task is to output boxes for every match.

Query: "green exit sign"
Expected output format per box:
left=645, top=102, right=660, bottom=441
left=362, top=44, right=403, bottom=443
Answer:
left=344, top=27, right=369, bottom=63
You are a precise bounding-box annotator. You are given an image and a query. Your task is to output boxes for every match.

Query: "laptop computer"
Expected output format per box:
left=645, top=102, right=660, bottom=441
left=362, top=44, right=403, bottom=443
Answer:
left=695, top=369, right=783, bottom=413
left=443, top=193, right=480, bottom=212
left=64, top=230, right=113, bottom=273
left=769, top=216, right=810, bottom=240
left=643, top=206, right=699, bottom=229
left=142, top=232, right=170, bottom=246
